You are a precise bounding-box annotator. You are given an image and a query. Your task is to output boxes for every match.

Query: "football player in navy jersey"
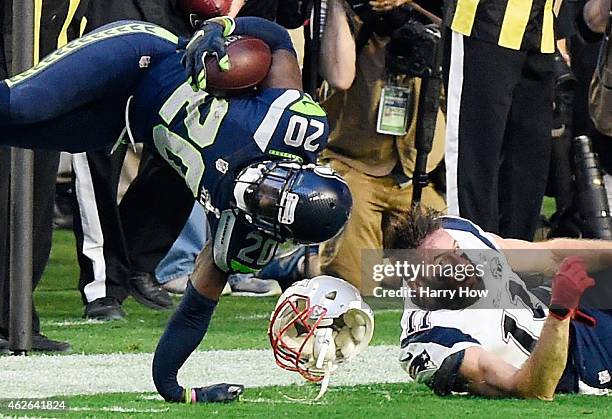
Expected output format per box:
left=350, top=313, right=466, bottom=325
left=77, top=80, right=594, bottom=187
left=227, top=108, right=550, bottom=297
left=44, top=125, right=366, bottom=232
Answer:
left=0, top=16, right=352, bottom=403
left=385, top=208, right=612, bottom=399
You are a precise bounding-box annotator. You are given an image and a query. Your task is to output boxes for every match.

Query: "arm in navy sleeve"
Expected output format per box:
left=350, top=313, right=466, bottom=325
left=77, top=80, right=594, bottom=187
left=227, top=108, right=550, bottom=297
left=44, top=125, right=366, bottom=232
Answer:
left=233, top=17, right=296, bottom=56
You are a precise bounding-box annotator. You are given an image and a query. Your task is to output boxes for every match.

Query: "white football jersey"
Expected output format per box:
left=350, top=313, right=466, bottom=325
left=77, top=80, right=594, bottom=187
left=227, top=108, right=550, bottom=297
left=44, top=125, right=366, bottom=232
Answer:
left=399, top=216, right=548, bottom=384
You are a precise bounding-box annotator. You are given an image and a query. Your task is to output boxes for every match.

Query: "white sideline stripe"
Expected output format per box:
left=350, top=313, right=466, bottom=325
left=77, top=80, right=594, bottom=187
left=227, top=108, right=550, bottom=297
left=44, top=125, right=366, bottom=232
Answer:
left=0, top=346, right=409, bottom=398
left=43, top=319, right=106, bottom=327
left=234, top=309, right=403, bottom=321
left=235, top=313, right=271, bottom=320
left=0, top=416, right=51, bottom=419
left=42, top=309, right=403, bottom=326
left=372, top=308, right=404, bottom=314
left=69, top=407, right=170, bottom=413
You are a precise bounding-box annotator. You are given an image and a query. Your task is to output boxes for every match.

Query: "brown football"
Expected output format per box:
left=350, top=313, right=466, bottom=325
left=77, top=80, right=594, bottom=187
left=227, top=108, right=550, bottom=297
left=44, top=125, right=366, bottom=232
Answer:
left=205, top=36, right=272, bottom=95
left=177, top=0, right=231, bottom=18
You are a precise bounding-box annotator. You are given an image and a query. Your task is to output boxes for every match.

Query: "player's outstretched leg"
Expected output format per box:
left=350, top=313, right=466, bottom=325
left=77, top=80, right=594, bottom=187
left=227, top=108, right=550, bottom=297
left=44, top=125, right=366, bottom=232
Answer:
left=2, top=21, right=177, bottom=123
left=0, top=21, right=178, bottom=152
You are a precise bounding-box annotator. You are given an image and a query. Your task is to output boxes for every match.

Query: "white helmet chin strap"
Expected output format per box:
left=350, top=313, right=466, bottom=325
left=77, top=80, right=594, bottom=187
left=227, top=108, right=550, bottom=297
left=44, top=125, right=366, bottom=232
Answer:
left=313, top=328, right=334, bottom=401
left=315, top=364, right=332, bottom=401
left=314, top=328, right=334, bottom=370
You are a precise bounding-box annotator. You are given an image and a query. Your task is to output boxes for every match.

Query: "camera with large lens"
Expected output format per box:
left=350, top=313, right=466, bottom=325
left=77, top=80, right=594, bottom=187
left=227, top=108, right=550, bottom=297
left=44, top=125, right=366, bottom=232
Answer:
left=553, top=51, right=575, bottom=90
left=344, top=0, right=412, bottom=36
left=552, top=51, right=576, bottom=135
left=343, top=1, right=440, bottom=77
left=571, top=136, right=612, bottom=239
left=386, top=19, right=442, bottom=78
left=550, top=136, right=612, bottom=239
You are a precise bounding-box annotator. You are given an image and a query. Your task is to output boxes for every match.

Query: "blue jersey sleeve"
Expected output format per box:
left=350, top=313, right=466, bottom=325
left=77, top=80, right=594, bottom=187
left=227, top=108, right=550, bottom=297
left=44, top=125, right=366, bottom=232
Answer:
left=233, top=17, right=296, bottom=56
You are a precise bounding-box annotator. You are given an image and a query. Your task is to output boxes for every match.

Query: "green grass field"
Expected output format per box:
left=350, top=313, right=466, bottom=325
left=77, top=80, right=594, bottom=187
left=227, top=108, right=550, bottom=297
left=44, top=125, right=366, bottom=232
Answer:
left=35, top=231, right=403, bottom=354
left=3, top=384, right=612, bottom=418
left=4, top=200, right=610, bottom=419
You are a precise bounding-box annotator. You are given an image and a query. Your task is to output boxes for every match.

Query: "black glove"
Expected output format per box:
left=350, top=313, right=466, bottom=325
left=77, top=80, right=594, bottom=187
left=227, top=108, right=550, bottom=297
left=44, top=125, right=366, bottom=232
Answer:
left=188, top=383, right=244, bottom=403
left=181, top=16, right=236, bottom=91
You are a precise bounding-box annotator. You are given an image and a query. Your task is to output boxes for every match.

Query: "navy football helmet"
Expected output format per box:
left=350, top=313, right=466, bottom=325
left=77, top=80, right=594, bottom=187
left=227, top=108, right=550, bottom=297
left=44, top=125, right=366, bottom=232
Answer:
left=233, top=160, right=352, bottom=244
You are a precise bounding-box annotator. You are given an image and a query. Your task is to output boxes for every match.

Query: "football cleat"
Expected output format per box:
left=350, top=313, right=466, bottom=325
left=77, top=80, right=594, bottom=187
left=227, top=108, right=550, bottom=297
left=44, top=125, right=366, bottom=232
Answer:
left=232, top=161, right=352, bottom=244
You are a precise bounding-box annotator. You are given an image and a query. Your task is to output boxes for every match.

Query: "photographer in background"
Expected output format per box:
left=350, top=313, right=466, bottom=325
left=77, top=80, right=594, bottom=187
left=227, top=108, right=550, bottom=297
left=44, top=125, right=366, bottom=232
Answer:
left=547, top=0, right=612, bottom=240
left=583, top=0, right=611, bottom=141
left=583, top=0, right=610, bottom=33
left=317, top=0, right=447, bottom=290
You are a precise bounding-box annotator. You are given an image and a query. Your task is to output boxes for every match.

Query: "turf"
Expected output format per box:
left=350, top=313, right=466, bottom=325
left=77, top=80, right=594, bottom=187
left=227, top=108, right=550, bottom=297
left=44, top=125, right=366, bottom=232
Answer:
left=7, top=213, right=610, bottom=419
left=32, top=230, right=403, bottom=354
left=541, top=196, right=556, bottom=219
left=34, top=199, right=558, bottom=353
left=1, top=384, right=610, bottom=419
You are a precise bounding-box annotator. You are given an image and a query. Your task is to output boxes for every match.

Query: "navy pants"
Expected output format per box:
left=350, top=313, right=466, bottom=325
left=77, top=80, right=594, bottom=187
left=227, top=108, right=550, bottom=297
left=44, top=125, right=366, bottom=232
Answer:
left=561, top=309, right=612, bottom=391
left=0, top=21, right=178, bottom=152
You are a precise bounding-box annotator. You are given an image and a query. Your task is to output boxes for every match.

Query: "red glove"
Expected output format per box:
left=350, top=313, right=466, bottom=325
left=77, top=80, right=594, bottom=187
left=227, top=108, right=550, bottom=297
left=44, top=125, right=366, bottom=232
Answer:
left=550, top=256, right=596, bottom=326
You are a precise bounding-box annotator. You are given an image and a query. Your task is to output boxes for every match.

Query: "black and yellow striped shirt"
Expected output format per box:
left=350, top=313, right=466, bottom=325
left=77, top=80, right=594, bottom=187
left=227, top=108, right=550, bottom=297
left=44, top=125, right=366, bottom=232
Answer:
left=1, top=0, right=87, bottom=78
left=444, top=0, right=556, bottom=53
left=37, top=0, right=87, bottom=56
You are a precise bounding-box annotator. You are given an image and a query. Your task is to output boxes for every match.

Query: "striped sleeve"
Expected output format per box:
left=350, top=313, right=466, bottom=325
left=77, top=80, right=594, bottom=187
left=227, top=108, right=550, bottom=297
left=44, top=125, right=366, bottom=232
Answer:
left=399, top=326, right=480, bottom=391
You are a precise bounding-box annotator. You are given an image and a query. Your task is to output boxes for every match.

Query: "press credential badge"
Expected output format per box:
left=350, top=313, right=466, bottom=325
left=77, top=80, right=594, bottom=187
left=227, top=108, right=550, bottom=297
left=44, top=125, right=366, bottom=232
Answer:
left=377, top=85, right=411, bottom=136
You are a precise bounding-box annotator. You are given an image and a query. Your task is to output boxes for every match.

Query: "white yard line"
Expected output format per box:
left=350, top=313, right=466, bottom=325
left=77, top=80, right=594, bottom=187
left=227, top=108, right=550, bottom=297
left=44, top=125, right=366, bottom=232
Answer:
left=372, top=309, right=404, bottom=314
left=68, top=407, right=171, bottom=413
left=0, top=346, right=409, bottom=398
left=234, top=313, right=270, bottom=321
left=42, top=319, right=106, bottom=327
left=43, top=309, right=403, bottom=325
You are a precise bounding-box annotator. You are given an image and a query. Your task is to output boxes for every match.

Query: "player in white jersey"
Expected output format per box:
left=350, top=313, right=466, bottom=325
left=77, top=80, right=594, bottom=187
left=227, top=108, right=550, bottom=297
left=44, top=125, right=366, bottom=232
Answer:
left=385, top=208, right=612, bottom=399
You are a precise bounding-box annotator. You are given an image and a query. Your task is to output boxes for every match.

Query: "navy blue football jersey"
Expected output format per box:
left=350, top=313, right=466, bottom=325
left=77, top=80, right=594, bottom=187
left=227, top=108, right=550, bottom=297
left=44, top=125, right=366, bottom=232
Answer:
left=129, top=53, right=330, bottom=273
left=0, top=18, right=329, bottom=274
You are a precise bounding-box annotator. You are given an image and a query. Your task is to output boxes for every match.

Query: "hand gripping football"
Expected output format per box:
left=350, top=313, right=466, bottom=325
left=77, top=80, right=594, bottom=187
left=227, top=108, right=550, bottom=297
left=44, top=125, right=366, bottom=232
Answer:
left=204, top=36, right=272, bottom=95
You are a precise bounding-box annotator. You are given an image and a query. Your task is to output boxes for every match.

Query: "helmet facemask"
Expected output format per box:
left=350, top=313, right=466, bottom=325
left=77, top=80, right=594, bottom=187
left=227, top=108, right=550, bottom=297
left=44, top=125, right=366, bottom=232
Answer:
left=233, top=160, right=353, bottom=244
left=233, top=161, right=301, bottom=241
left=269, top=293, right=335, bottom=382
left=268, top=277, right=375, bottom=394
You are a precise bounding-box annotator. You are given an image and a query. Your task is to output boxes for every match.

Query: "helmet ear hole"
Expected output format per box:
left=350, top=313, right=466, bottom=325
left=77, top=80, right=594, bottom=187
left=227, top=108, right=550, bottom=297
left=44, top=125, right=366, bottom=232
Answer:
left=329, top=202, right=336, bottom=209
left=325, top=291, right=337, bottom=300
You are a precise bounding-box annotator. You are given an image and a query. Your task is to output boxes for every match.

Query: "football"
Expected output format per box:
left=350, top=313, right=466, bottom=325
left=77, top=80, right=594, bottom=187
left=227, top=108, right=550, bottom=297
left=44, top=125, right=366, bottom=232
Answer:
left=177, top=0, right=231, bottom=18
left=205, top=36, right=273, bottom=95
